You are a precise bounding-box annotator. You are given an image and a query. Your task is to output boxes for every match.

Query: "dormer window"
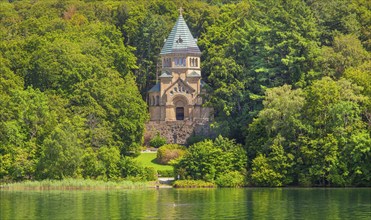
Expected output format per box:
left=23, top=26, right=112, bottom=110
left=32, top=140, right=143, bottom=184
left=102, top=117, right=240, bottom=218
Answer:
left=176, top=36, right=183, bottom=43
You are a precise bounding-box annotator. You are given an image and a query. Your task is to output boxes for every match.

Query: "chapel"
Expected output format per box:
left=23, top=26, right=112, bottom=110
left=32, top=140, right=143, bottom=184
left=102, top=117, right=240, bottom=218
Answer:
left=148, top=11, right=212, bottom=122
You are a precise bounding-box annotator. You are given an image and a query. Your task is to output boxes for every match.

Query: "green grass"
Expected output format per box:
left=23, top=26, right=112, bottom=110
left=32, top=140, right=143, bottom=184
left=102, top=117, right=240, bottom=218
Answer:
left=135, top=152, right=173, bottom=171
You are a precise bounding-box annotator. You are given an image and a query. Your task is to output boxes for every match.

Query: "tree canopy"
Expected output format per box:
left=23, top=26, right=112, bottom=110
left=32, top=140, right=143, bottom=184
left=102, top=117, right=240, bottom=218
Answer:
left=0, top=0, right=370, bottom=186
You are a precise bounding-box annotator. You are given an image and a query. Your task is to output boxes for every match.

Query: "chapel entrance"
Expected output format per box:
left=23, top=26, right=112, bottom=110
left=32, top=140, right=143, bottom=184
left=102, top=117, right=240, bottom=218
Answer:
left=176, top=107, right=184, bottom=120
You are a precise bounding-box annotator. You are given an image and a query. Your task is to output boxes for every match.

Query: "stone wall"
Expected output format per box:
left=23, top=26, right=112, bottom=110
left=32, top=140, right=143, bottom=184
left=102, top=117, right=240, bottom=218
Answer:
left=145, top=120, right=214, bottom=145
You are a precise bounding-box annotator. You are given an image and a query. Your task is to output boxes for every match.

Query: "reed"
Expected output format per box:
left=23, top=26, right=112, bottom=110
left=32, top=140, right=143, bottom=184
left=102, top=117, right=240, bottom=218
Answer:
left=1, top=179, right=150, bottom=190
left=173, top=180, right=216, bottom=188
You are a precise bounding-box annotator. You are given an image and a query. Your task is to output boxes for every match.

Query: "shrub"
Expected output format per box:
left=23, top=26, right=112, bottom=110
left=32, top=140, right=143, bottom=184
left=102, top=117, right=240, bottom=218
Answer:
left=120, top=157, right=158, bottom=181
left=157, top=144, right=186, bottom=165
left=157, top=169, right=174, bottom=177
left=186, top=135, right=207, bottom=146
left=149, top=134, right=167, bottom=148
left=120, top=156, right=145, bottom=178
left=81, top=147, right=103, bottom=179
left=173, top=180, right=216, bottom=188
left=174, top=136, right=247, bottom=182
left=142, top=167, right=157, bottom=181
left=215, top=171, right=245, bottom=187
left=250, top=154, right=283, bottom=186
left=97, top=146, right=121, bottom=180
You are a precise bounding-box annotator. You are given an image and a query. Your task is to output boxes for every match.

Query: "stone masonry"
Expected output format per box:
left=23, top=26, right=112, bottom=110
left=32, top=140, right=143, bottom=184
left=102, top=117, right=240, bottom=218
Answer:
left=145, top=120, right=214, bottom=145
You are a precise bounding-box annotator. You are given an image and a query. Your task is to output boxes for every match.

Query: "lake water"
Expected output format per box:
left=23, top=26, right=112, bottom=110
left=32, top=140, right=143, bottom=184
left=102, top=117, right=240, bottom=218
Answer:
left=1, top=188, right=370, bottom=219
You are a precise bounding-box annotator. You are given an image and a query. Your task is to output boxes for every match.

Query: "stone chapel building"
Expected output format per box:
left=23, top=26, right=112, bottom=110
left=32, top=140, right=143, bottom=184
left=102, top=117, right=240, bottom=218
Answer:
left=148, top=13, right=212, bottom=122
left=145, top=11, right=213, bottom=144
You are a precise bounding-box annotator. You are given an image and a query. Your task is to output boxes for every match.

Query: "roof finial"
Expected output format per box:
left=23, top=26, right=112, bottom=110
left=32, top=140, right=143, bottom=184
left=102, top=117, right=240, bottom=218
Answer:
left=178, top=7, right=183, bottom=16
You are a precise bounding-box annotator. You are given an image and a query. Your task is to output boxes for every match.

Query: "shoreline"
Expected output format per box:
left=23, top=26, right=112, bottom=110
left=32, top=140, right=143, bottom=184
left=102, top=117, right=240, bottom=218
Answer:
left=2, top=179, right=370, bottom=191
left=0, top=179, right=160, bottom=191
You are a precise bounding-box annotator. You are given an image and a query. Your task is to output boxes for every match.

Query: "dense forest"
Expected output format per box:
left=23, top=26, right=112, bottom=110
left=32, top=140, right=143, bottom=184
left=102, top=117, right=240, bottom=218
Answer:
left=0, top=0, right=370, bottom=186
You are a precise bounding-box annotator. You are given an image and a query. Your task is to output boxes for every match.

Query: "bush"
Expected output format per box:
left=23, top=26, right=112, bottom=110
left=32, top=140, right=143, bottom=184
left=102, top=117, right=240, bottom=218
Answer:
left=120, top=157, right=158, bottom=181
left=120, top=156, right=145, bottom=178
left=157, top=144, right=186, bottom=165
left=186, top=135, right=207, bottom=146
left=173, top=180, right=216, bottom=188
left=250, top=154, right=283, bottom=187
left=157, top=169, right=174, bottom=177
left=142, top=167, right=157, bottom=181
left=174, top=136, right=247, bottom=182
left=215, top=171, right=245, bottom=187
left=149, top=134, right=167, bottom=148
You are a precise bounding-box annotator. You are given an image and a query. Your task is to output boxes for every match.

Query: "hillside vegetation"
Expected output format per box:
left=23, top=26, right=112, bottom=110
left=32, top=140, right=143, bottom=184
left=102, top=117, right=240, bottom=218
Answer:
left=0, top=0, right=370, bottom=186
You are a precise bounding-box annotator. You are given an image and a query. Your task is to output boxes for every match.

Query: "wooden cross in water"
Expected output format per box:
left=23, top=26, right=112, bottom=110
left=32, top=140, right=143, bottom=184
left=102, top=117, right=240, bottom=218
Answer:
left=178, top=7, right=183, bottom=16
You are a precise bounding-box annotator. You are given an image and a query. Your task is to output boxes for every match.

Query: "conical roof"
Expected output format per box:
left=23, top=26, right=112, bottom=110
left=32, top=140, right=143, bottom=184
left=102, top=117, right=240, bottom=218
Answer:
left=160, top=15, right=201, bottom=55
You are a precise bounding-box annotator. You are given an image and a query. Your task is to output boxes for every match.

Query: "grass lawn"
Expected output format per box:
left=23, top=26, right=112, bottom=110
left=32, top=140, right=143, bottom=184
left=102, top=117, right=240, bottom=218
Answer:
left=134, top=152, right=173, bottom=171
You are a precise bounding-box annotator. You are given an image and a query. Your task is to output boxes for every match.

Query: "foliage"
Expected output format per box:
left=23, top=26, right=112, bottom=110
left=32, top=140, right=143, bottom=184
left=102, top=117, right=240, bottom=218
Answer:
left=157, top=169, right=174, bottom=177
left=0, top=0, right=148, bottom=182
left=149, top=134, right=167, bottom=148
left=141, top=167, right=158, bottom=181
left=37, top=119, right=83, bottom=180
left=247, top=77, right=370, bottom=186
left=200, top=0, right=321, bottom=141
left=215, top=171, right=245, bottom=187
left=186, top=135, right=208, bottom=146
left=250, top=138, right=294, bottom=187
left=173, top=180, right=216, bottom=188
left=174, top=136, right=247, bottom=182
left=0, top=0, right=370, bottom=186
left=156, top=144, right=186, bottom=165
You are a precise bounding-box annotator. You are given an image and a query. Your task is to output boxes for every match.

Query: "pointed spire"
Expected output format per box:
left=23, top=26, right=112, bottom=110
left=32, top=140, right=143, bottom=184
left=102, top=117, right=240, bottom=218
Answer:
left=160, top=12, right=201, bottom=55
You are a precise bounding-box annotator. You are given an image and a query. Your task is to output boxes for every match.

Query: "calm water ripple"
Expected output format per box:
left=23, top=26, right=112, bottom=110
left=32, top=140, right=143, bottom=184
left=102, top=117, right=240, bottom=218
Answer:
left=1, top=188, right=370, bottom=219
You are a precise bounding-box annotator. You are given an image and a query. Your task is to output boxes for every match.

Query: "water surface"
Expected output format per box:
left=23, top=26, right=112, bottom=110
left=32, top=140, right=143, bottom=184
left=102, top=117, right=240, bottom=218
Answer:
left=1, top=188, right=370, bottom=219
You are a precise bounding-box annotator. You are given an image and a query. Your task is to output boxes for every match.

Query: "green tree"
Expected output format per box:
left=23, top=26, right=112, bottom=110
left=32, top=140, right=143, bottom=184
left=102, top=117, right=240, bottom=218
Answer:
left=37, top=119, right=83, bottom=180
left=97, top=146, right=121, bottom=180
left=344, top=62, right=371, bottom=129
left=0, top=87, right=59, bottom=181
left=320, top=34, right=369, bottom=78
left=299, top=77, right=369, bottom=186
left=200, top=0, right=320, bottom=141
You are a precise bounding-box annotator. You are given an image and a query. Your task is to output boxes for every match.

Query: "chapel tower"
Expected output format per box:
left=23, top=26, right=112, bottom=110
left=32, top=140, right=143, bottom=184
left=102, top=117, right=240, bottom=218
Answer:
left=148, top=11, right=212, bottom=122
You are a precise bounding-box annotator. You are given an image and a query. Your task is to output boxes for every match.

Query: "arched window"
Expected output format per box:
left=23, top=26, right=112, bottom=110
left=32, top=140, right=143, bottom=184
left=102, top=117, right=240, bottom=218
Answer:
left=156, top=96, right=160, bottom=106
left=176, top=107, right=184, bottom=120
left=152, top=96, right=155, bottom=106
left=195, top=58, right=198, bottom=67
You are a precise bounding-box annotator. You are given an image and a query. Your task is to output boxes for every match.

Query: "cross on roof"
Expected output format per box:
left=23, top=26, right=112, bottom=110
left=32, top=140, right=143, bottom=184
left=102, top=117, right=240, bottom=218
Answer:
left=178, top=7, right=183, bottom=16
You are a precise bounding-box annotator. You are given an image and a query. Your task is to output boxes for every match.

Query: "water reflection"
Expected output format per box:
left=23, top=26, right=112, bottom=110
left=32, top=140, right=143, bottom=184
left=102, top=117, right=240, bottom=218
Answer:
left=1, top=188, right=370, bottom=219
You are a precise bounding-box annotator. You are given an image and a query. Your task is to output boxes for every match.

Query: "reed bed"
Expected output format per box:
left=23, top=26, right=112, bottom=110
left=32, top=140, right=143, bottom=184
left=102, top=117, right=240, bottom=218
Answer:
left=1, top=179, right=150, bottom=190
